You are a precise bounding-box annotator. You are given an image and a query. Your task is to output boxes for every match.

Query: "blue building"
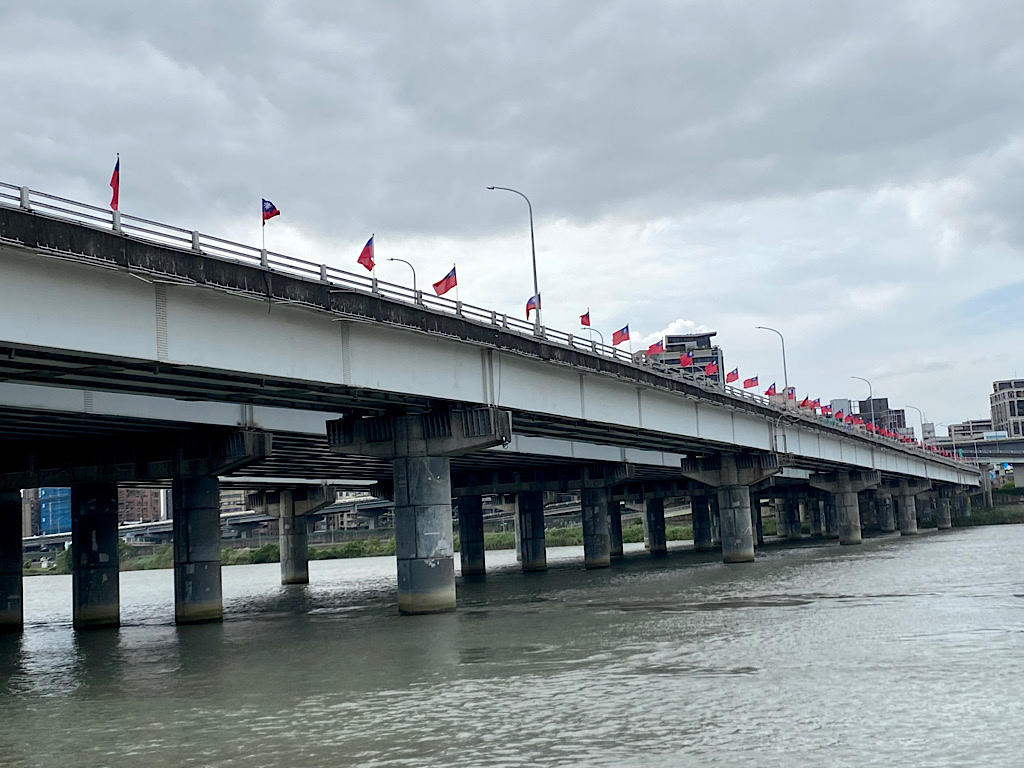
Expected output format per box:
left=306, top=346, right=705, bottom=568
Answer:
left=38, top=487, right=71, bottom=535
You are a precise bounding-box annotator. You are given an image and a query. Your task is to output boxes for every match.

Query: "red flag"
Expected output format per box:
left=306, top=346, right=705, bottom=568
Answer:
left=743, top=376, right=758, bottom=389
left=726, top=368, right=739, bottom=383
left=433, top=266, right=457, bottom=296
left=765, top=382, right=777, bottom=396
left=845, top=414, right=854, bottom=424
left=853, top=417, right=864, bottom=426
left=787, top=388, right=795, bottom=400
left=834, top=409, right=844, bottom=420
left=612, top=326, right=630, bottom=345
left=109, top=155, right=120, bottom=211
left=812, top=398, right=821, bottom=409
left=821, top=405, right=833, bottom=416
left=799, top=396, right=810, bottom=408
left=580, top=310, right=591, bottom=327
left=646, top=340, right=664, bottom=356
left=525, top=293, right=540, bottom=319
left=679, top=352, right=694, bottom=367
left=704, top=361, right=719, bottom=376
left=357, top=235, right=374, bottom=271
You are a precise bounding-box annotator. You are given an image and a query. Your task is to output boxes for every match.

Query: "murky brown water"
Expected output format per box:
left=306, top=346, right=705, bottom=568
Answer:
left=2, top=527, right=1022, bottom=767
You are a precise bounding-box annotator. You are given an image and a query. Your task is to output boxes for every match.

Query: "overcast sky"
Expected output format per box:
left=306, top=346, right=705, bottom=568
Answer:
left=3, top=1, right=1022, bottom=434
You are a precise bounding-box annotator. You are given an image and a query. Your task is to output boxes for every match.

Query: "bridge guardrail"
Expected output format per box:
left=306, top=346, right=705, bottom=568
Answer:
left=0, top=181, right=972, bottom=467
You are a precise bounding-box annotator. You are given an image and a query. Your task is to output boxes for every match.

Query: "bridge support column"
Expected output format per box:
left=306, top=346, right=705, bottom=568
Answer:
left=458, top=496, right=486, bottom=578
left=897, top=494, right=918, bottom=535
left=806, top=496, right=823, bottom=538
left=643, top=497, right=667, bottom=555
left=680, top=454, right=780, bottom=564
left=876, top=492, right=896, bottom=533
left=393, top=456, right=457, bottom=613
left=773, top=498, right=789, bottom=539
left=785, top=494, right=802, bottom=540
left=608, top=501, right=624, bottom=558
left=173, top=477, right=223, bottom=624
left=0, top=491, right=24, bottom=632
left=691, top=494, right=714, bottom=552
left=517, top=491, right=547, bottom=573
left=936, top=488, right=952, bottom=531
left=709, top=494, right=721, bottom=547
left=823, top=493, right=839, bottom=538
left=580, top=489, right=611, bottom=569
left=749, top=491, right=764, bottom=548
left=71, top=483, right=121, bottom=629
left=278, top=491, right=309, bottom=585
left=810, top=470, right=880, bottom=546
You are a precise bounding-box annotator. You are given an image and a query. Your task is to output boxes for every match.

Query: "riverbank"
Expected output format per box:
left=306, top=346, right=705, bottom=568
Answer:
left=23, top=509, right=1023, bottom=574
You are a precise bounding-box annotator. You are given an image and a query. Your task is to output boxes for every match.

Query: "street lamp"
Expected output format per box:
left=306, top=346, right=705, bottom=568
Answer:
left=903, top=404, right=927, bottom=444
left=386, top=257, right=417, bottom=294
left=582, top=327, right=604, bottom=346
left=851, top=376, right=875, bottom=431
left=755, top=326, right=788, bottom=394
left=487, top=186, right=541, bottom=331
left=937, top=422, right=958, bottom=455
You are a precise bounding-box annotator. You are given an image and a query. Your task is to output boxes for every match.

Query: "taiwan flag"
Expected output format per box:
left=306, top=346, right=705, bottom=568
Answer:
left=799, top=396, right=810, bottom=408
left=704, top=361, right=719, bottom=377
left=853, top=417, right=864, bottom=426
left=109, top=155, right=120, bottom=211
left=834, top=409, right=844, bottom=420
left=822, top=405, right=833, bottom=416
left=526, top=293, right=540, bottom=319
left=765, top=382, right=777, bottom=396
left=743, top=376, right=758, bottom=389
left=679, top=352, right=694, bottom=367
left=262, top=198, right=280, bottom=224
left=580, top=310, right=591, bottom=327
left=357, top=235, right=374, bottom=271
left=646, top=340, right=664, bottom=356
left=726, top=368, right=739, bottom=383
left=612, top=325, right=630, bottom=346
left=433, top=266, right=457, bottom=296
left=812, top=398, right=821, bottom=410
left=845, top=414, right=855, bottom=424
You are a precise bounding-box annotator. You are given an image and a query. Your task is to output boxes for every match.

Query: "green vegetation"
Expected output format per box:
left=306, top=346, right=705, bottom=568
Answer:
left=953, top=507, right=1024, bottom=527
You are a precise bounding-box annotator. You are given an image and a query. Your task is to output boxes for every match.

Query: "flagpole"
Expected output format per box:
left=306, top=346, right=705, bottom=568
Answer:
left=261, top=200, right=266, bottom=252
left=453, top=264, right=459, bottom=304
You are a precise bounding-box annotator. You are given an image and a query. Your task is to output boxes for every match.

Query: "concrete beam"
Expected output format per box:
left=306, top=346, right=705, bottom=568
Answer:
left=451, top=462, right=635, bottom=497
left=679, top=453, right=781, bottom=487
left=327, top=407, right=511, bottom=459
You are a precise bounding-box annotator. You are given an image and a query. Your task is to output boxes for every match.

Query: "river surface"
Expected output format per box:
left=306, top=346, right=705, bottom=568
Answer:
left=1, top=526, right=1022, bottom=767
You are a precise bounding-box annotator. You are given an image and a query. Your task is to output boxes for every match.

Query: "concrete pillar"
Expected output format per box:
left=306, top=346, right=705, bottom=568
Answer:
left=643, top=497, right=667, bottom=555
left=517, top=491, right=547, bottom=572
left=751, top=492, right=764, bottom=547
left=936, top=493, right=952, bottom=531
left=876, top=493, right=896, bottom=533
left=774, top=499, right=790, bottom=538
left=173, top=477, right=224, bottom=624
left=0, top=491, right=24, bottom=632
left=608, top=501, right=624, bottom=557
left=837, top=490, right=862, bottom=545
left=457, top=495, right=486, bottom=577
left=580, top=488, right=611, bottom=569
left=392, top=456, right=456, bottom=614
left=691, top=494, right=714, bottom=552
left=786, top=495, right=802, bottom=540
left=71, top=483, right=121, bottom=629
left=806, top=497, right=823, bottom=538
left=710, top=494, right=721, bottom=546
left=898, top=494, right=919, bottom=536
left=717, top=485, right=755, bottom=563
left=278, top=490, right=309, bottom=585
left=823, top=493, right=839, bottom=539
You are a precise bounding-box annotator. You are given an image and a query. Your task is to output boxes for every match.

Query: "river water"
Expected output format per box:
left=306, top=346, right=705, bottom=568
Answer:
left=1, top=526, right=1022, bottom=767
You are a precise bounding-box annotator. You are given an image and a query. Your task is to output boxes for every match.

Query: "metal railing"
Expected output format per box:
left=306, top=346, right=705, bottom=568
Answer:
left=0, top=181, right=970, bottom=465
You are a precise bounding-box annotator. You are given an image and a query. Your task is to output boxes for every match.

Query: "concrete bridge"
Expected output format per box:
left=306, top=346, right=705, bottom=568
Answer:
left=0, top=182, right=981, bottom=629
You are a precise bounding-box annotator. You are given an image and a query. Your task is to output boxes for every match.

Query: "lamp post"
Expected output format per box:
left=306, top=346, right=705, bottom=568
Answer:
left=583, top=327, right=604, bottom=346
left=903, top=404, right=927, bottom=444
left=487, top=186, right=541, bottom=331
left=386, top=257, right=417, bottom=294
left=851, top=376, right=875, bottom=431
left=937, top=423, right=958, bottom=455
left=755, top=326, right=788, bottom=394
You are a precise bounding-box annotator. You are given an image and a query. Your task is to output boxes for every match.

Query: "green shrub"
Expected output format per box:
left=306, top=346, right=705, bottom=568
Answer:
left=953, top=507, right=1024, bottom=527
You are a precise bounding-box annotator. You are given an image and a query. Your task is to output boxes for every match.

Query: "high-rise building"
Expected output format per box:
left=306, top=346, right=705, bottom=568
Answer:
left=38, top=487, right=71, bottom=535
left=948, top=419, right=994, bottom=442
left=21, top=489, right=40, bottom=537
left=990, top=379, right=1024, bottom=437
left=117, top=488, right=162, bottom=524
left=641, top=331, right=725, bottom=384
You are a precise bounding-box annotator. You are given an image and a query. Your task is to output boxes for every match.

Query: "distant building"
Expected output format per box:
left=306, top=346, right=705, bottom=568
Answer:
left=118, top=488, right=162, bottom=524
left=21, top=489, right=40, bottom=537
left=641, top=331, right=725, bottom=384
left=990, top=378, right=1024, bottom=437
left=948, top=419, right=994, bottom=443
left=219, top=489, right=247, bottom=515
left=856, top=397, right=906, bottom=433
left=38, top=487, right=71, bottom=535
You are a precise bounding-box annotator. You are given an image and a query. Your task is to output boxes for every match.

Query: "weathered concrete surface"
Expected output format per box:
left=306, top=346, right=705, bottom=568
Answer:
left=517, top=491, right=547, bottom=573
left=643, top=497, right=667, bottom=555
left=718, top=485, right=755, bottom=563
left=691, top=494, right=715, bottom=552
left=458, top=495, right=486, bottom=577
left=173, top=477, right=224, bottom=624
left=581, top=488, right=611, bottom=569
left=72, top=483, right=120, bottom=629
